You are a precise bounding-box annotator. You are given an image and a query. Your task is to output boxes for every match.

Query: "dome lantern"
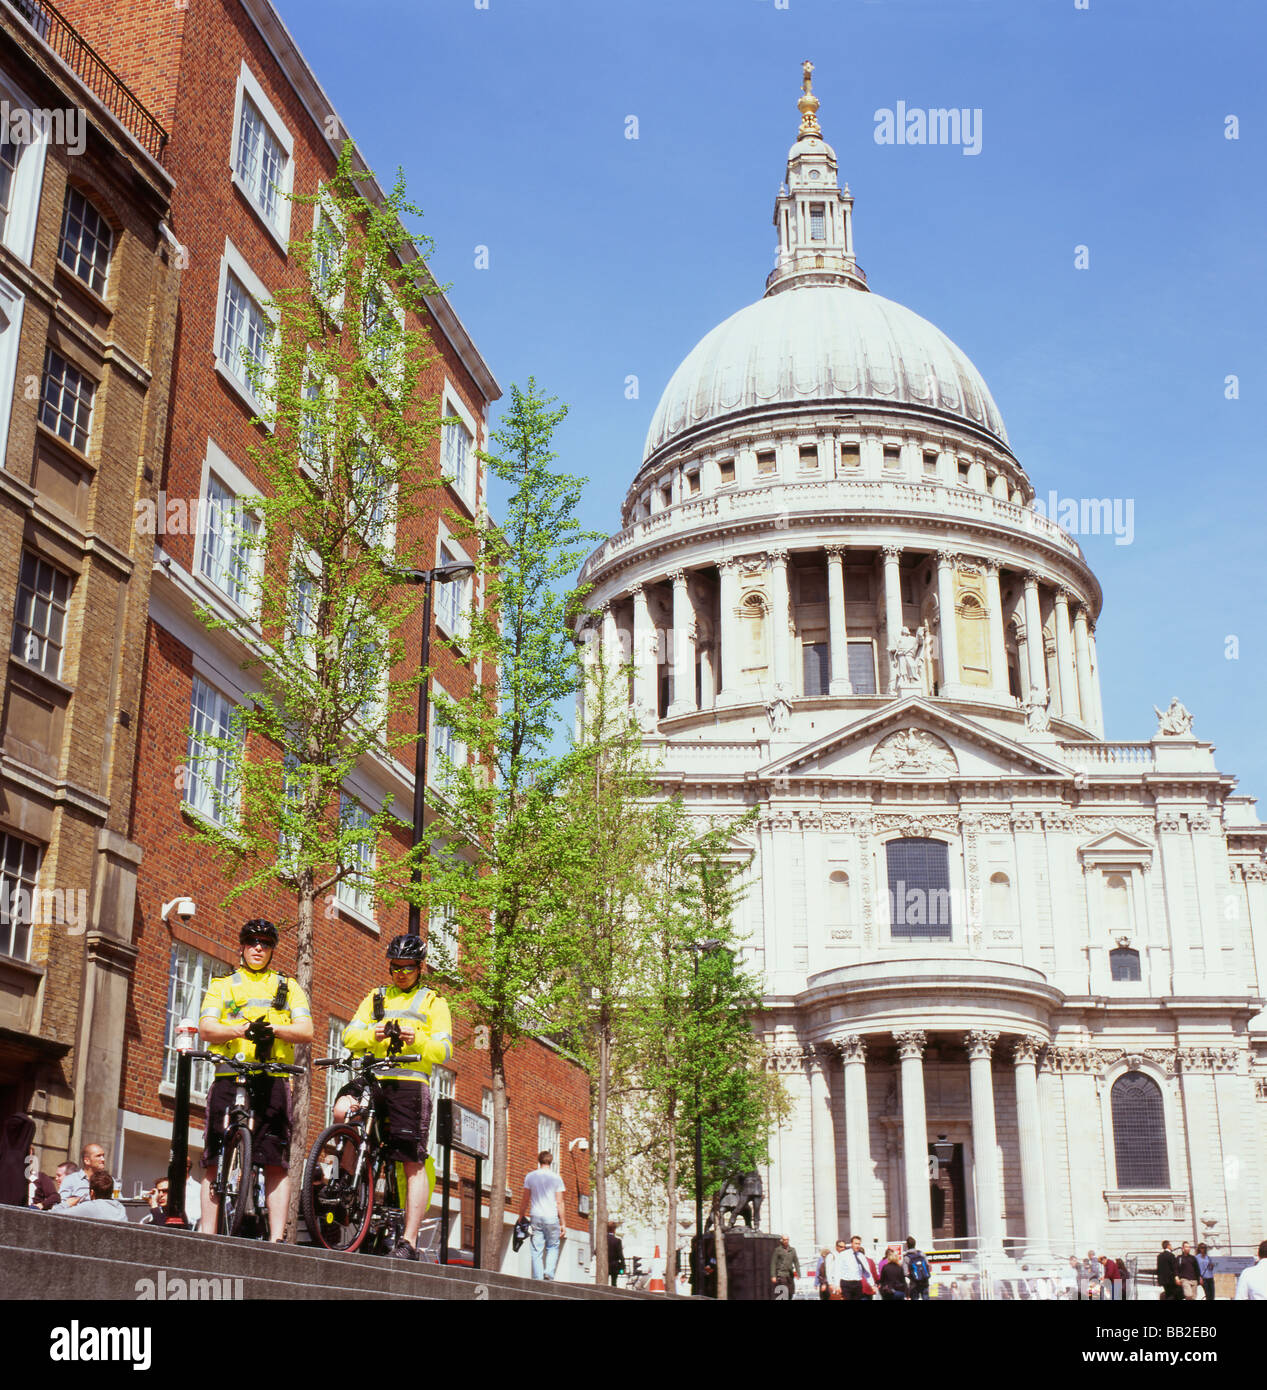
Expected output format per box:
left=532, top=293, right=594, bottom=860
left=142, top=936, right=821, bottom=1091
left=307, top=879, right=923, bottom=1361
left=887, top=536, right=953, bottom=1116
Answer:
left=767, top=61, right=868, bottom=298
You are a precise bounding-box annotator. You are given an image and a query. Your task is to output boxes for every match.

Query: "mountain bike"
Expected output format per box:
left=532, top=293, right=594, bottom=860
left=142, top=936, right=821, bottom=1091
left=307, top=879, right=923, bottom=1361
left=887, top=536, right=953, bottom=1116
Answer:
left=301, top=1050, right=423, bottom=1254
left=188, top=1050, right=305, bottom=1238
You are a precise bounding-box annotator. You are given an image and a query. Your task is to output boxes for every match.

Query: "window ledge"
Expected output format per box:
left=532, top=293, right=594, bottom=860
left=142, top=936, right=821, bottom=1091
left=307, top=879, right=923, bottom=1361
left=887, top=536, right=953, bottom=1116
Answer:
left=159, top=1080, right=207, bottom=1108
left=7, top=653, right=74, bottom=698
left=213, top=354, right=275, bottom=432
left=334, top=898, right=379, bottom=934
left=180, top=800, right=246, bottom=847
left=53, top=260, right=113, bottom=316
left=34, top=419, right=96, bottom=472
left=230, top=169, right=290, bottom=256
left=190, top=566, right=263, bottom=635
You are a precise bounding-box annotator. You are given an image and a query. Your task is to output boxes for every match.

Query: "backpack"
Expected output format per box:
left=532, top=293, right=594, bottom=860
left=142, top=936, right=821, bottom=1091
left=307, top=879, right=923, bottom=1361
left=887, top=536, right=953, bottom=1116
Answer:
left=908, top=1252, right=930, bottom=1283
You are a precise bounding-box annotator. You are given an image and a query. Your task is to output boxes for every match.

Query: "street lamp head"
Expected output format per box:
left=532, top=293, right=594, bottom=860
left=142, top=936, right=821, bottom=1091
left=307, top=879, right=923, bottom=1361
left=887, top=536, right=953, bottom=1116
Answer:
left=389, top=562, right=476, bottom=585
left=688, top=938, right=726, bottom=953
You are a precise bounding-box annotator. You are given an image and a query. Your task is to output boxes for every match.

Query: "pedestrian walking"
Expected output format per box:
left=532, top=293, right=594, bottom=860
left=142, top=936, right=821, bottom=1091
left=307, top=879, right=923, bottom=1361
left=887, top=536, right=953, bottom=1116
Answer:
left=607, top=1221, right=625, bottom=1288
left=839, top=1234, right=878, bottom=1300
left=1156, top=1240, right=1179, bottom=1301
left=1234, top=1239, right=1267, bottom=1300
left=1100, top=1253, right=1119, bottom=1301
left=815, top=1247, right=834, bottom=1301
left=518, top=1150, right=567, bottom=1281
left=1175, top=1241, right=1201, bottom=1300
left=1195, top=1243, right=1214, bottom=1302
left=902, top=1235, right=931, bottom=1301
left=878, top=1243, right=909, bottom=1300
left=770, top=1233, right=799, bottom=1299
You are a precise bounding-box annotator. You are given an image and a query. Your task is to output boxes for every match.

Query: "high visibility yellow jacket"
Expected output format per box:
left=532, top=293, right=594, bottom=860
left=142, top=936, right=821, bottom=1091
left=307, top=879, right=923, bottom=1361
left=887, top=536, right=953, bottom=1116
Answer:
left=341, top=982, right=452, bottom=1082
left=199, top=968, right=311, bottom=1076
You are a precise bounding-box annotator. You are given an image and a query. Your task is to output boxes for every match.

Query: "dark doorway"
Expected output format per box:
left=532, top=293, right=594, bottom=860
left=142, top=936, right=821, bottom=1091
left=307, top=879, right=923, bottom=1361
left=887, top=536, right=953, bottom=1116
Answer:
left=928, top=1141, right=968, bottom=1242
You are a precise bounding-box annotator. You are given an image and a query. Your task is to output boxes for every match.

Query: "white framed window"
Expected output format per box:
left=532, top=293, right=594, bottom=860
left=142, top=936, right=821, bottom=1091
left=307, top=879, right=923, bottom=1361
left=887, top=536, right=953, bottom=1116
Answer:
left=214, top=239, right=276, bottom=416
left=229, top=61, right=294, bottom=246
left=428, top=902, right=458, bottom=965
left=287, top=548, right=319, bottom=654
left=163, top=943, right=224, bottom=1099
left=57, top=186, right=113, bottom=296
left=428, top=1065, right=456, bottom=1159
left=429, top=681, right=466, bottom=790
left=11, top=550, right=71, bottom=678
left=39, top=347, right=95, bottom=453
left=298, top=368, right=325, bottom=472
left=481, top=1088, right=495, bottom=1167
left=310, top=191, right=345, bottom=316
left=198, top=473, right=260, bottom=611
left=336, top=793, right=375, bottom=921
left=184, top=675, right=242, bottom=828
left=278, top=751, right=303, bottom=867
left=0, top=830, right=42, bottom=962
left=441, top=387, right=478, bottom=510
left=537, top=1114, right=561, bottom=1172
left=0, top=77, right=49, bottom=263
left=341, top=610, right=387, bottom=731
left=361, top=276, right=405, bottom=395
left=434, top=540, right=472, bottom=642
left=0, top=274, right=25, bottom=462
left=351, top=434, right=396, bottom=552
left=323, top=1015, right=349, bottom=1126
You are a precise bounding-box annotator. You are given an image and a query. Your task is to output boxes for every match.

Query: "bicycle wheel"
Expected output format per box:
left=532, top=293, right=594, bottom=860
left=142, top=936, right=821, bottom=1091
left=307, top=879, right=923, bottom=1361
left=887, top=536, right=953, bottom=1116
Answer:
left=216, top=1125, right=252, bottom=1237
left=302, top=1124, right=373, bottom=1251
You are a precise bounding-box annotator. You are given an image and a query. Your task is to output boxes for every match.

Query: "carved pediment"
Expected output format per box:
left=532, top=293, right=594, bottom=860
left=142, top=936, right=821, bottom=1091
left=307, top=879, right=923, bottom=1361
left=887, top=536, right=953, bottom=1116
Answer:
left=1078, top=828, right=1154, bottom=866
left=758, top=697, right=1075, bottom=783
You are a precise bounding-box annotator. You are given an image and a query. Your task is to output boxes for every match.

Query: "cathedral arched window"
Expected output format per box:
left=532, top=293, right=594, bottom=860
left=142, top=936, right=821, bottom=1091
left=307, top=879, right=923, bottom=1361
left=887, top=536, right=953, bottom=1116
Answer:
left=1109, top=947, right=1142, bottom=982
left=739, top=592, right=768, bottom=672
left=1110, top=1072, right=1169, bottom=1189
left=1103, top=873, right=1131, bottom=936
left=887, top=838, right=952, bottom=940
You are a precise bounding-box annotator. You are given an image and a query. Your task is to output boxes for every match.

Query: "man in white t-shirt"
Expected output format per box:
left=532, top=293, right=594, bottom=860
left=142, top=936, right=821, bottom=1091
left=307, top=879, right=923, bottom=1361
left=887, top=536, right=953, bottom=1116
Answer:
left=1234, top=1240, right=1267, bottom=1300
left=518, top=1149, right=566, bottom=1281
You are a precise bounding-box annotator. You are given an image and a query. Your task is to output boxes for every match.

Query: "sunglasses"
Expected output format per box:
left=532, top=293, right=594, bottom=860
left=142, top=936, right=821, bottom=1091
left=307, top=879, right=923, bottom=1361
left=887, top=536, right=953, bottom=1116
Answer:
left=242, top=938, right=273, bottom=948
left=388, top=962, right=419, bottom=973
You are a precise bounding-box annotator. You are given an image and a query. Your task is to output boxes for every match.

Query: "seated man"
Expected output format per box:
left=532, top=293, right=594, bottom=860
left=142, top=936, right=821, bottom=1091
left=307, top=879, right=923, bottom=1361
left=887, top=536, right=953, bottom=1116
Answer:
left=48, top=1169, right=128, bottom=1222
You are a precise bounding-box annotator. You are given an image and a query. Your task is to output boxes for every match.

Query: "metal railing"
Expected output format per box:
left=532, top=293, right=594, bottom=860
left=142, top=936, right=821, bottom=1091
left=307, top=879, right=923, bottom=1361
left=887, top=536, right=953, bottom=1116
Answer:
left=6, top=0, right=169, bottom=160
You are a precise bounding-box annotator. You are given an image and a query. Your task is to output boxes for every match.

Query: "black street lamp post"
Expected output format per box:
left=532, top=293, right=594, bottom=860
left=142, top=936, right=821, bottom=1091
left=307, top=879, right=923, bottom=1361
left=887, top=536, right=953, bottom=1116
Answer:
left=393, top=562, right=477, bottom=938
left=685, top=936, right=724, bottom=1296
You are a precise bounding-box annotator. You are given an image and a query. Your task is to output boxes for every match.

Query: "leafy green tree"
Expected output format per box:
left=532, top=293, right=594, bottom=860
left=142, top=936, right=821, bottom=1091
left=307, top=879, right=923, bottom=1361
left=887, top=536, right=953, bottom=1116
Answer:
left=184, top=144, right=453, bottom=1237
left=421, top=378, right=603, bottom=1267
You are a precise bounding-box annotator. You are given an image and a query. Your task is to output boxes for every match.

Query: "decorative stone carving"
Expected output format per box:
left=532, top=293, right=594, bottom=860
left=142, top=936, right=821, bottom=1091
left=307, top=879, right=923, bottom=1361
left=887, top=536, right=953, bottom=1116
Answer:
left=1011, top=811, right=1038, bottom=833
left=1187, top=815, right=1211, bottom=833
left=838, top=1034, right=867, bottom=1065
left=762, top=1041, right=816, bottom=1073
left=1153, top=697, right=1194, bottom=737
left=881, top=544, right=903, bottom=560
left=1075, top=816, right=1157, bottom=838
left=893, top=1030, right=927, bottom=1060
left=872, top=811, right=958, bottom=836
left=824, top=544, right=846, bottom=559
left=888, top=624, right=930, bottom=693
left=739, top=557, right=765, bottom=578
left=1104, top=1191, right=1189, bottom=1222
left=1041, top=812, right=1077, bottom=834
left=765, top=696, right=791, bottom=735
left=1024, top=692, right=1051, bottom=733
left=1157, top=815, right=1185, bottom=834
left=869, top=728, right=957, bottom=777
left=964, top=1029, right=999, bottom=1060
left=1254, top=1078, right=1267, bottom=1101
left=767, top=548, right=788, bottom=566
left=1012, top=1037, right=1042, bottom=1065
left=1176, top=1046, right=1240, bottom=1073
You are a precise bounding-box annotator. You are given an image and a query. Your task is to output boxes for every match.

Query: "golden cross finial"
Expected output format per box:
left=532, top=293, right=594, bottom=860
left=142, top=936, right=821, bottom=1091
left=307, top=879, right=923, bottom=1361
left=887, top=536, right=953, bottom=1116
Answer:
left=797, top=59, right=821, bottom=137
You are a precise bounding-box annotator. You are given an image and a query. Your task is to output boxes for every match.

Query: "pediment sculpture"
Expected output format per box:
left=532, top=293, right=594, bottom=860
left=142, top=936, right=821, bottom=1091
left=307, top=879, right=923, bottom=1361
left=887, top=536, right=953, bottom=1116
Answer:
left=1153, top=697, right=1194, bottom=737
left=869, top=727, right=958, bottom=777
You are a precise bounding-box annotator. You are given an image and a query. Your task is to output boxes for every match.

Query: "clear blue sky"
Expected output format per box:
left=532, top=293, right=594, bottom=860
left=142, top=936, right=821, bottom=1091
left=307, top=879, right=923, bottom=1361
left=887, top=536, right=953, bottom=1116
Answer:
left=279, top=0, right=1266, bottom=802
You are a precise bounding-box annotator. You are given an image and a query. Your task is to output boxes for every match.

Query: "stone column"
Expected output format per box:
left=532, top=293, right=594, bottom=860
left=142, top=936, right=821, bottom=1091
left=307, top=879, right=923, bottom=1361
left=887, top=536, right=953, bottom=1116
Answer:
left=965, top=1030, right=1003, bottom=1254
left=935, top=550, right=961, bottom=693
left=985, top=561, right=1010, bottom=699
left=882, top=546, right=903, bottom=694
left=1072, top=604, right=1094, bottom=729
left=1038, top=1049, right=1070, bottom=1253
left=1022, top=573, right=1047, bottom=702
left=717, top=558, right=741, bottom=705
left=825, top=545, right=852, bottom=695
left=1088, top=623, right=1105, bottom=736
left=698, top=624, right=716, bottom=710
left=894, top=1030, right=933, bottom=1250
left=810, top=1046, right=840, bottom=1246
left=840, top=1035, right=873, bottom=1240
left=768, top=549, right=792, bottom=695
left=1053, top=588, right=1078, bottom=721
left=631, top=583, right=656, bottom=727
left=601, top=602, right=620, bottom=671
left=1012, top=1037, right=1051, bottom=1260
left=668, top=569, right=695, bottom=717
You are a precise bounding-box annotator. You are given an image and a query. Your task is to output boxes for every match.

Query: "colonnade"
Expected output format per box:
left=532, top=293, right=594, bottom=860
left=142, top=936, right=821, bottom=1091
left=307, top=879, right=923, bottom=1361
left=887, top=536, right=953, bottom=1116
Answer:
left=810, top=1029, right=1051, bottom=1258
left=585, top=544, right=1103, bottom=732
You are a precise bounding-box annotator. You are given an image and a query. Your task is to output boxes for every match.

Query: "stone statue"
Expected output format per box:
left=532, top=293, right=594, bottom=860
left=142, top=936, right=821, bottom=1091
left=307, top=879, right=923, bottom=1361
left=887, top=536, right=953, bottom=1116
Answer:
left=766, top=693, right=791, bottom=735
left=704, top=1171, right=764, bottom=1232
left=1024, top=692, right=1051, bottom=733
left=888, top=624, right=928, bottom=693
left=1153, top=697, right=1194, bottom=737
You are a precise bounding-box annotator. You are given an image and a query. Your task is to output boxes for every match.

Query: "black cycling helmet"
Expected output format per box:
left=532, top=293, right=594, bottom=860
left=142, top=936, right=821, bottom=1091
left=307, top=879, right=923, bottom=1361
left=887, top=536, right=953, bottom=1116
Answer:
left=240, top=919, right=280, bottom=946
left=386, top=934, right=426, bottom=964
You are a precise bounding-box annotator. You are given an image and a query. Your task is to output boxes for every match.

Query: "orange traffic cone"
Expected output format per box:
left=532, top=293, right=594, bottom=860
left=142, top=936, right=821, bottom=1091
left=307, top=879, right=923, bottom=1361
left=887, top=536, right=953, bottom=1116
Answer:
left=648, top=1244, right=666, bottom=1293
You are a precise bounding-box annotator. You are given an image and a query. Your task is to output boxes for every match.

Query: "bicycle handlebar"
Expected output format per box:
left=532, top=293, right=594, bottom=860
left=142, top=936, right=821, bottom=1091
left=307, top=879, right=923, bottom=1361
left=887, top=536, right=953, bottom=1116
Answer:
left=314, top=1054, right=421, bottom=1071
left=185, top=1050, right=305, bottom=1076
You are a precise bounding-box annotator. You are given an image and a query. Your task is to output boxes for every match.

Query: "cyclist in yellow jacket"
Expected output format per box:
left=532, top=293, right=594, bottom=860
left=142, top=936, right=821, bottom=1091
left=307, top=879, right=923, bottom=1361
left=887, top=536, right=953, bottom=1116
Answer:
left=334, top=933, right=452, bottom=1260
left=197, top=920, right=312, bottom=1239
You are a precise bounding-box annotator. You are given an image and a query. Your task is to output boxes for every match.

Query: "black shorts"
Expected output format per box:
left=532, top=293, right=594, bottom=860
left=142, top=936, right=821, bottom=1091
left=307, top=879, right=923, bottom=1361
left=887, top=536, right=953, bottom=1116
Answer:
left=202, top=1073, right=292, bottom=1169
left=335, top=1078, right=431, bottom=1164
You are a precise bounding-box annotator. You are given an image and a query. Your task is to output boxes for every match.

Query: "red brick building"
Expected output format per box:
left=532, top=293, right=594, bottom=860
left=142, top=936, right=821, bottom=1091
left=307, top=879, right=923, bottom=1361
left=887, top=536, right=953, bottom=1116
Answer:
left=44, top=0, right=590, bottom=1270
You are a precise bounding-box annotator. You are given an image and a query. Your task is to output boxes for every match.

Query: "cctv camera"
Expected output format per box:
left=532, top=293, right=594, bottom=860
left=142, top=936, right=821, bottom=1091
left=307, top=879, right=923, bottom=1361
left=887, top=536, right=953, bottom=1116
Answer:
left=161, top=897, right=196, bottom=923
